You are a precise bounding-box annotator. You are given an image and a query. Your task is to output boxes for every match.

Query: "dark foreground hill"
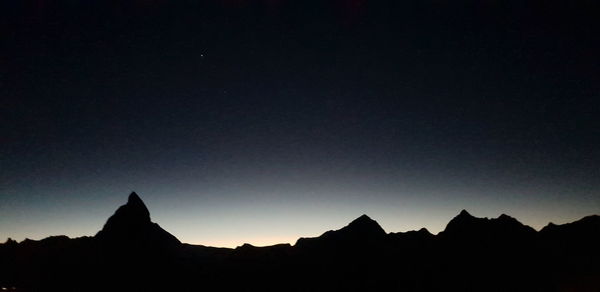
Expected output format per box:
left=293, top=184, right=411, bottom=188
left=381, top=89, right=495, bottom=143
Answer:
left=1, top=193, right=599, bottom=292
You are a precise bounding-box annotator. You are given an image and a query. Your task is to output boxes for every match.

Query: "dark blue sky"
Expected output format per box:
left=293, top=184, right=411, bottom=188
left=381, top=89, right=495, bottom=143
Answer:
left=2, top=0, right=599, bottom=247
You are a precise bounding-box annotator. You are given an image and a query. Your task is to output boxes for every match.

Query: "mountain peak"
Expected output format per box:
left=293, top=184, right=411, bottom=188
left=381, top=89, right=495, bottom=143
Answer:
left=117, top=191, right=150, bottom=223
left=124, top=191, right=150, bottom=219
left=128, top=191, right=143, bottom=204
left=295, top=214, right=386, bottom=248
left=458, top=209, right=473, bottom=218
left=443, top=210, right=535, bottom=238
left=343, top=214, right=386, bottom=236
left=497, top=213, right=519, bottom=224
left=418, top=227, right=432, bottom=235
left=97, top=193, right=151, bottom=236
left=350, top=214, right=375, bottom=225
left=95, top=192, right=180, bottom=247
left=444, top=210, right=476, bottom=229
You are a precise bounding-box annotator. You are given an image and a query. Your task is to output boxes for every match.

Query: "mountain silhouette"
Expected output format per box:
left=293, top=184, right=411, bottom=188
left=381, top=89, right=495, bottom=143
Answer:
left=388, top=227, right=434, bottom=245
left=541, top=214, right=600, bottom=235
left=1, top=193, right=599, bottom=292
left=95, top=192, right=180, bottom=249
left=441, top=209, right=536, bottom=242
left=295, top=214, right=386, bottom=249
left=341, top=214, right=387, bottom=236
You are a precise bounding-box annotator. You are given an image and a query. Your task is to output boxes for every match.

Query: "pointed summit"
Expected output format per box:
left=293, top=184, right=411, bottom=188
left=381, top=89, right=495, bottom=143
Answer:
left=458, top=209, right=473, bottom=218
left=497, top=213, right=521, bottom=225
left=356, top=214, right=372, bottom=220
left=95, top=192, right=180, bottom=247
left=100, top=192, right=151, bottom=230
left=348, top=214, right=376, bottom=226
left=124, top=191, right=150, bottom=220
left=344, top=214, right=386, bottom=236
left=128, top=191, right=144, bottom=206
left=443, top=209, right=477, bottom=233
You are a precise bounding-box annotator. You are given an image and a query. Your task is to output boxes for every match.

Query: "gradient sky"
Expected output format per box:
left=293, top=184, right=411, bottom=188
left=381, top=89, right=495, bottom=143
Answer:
left=2, top=0, right=599, bottom=247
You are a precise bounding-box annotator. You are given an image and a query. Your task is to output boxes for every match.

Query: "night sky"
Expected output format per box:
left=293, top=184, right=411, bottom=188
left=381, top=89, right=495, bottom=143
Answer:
left=2, top=0, right=599, bottom=247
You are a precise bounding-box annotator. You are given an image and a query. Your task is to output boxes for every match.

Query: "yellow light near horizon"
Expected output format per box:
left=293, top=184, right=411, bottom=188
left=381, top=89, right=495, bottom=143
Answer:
left=187, top=235, right=300, bottom=248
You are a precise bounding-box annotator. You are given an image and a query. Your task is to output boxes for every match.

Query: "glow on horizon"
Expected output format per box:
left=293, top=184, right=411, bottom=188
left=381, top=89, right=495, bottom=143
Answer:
left=2, top=180, right=598, bottom=247
left=185, top=235, right=302, bottom=248
left=2, top=207, right=598, bottom=248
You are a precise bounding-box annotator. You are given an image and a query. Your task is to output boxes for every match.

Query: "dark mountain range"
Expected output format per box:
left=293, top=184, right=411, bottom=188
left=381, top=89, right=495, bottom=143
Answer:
left=1, top=193, right=599, bottom=291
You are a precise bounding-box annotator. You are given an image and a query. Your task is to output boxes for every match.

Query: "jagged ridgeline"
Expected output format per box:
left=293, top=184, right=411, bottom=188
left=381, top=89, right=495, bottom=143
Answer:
left=1, top=192, right=599, bottom=292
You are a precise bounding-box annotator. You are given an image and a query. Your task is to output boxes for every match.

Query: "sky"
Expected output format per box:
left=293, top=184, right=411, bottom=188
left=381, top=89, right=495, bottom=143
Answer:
left=1, top=0, right=599, bottom=248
